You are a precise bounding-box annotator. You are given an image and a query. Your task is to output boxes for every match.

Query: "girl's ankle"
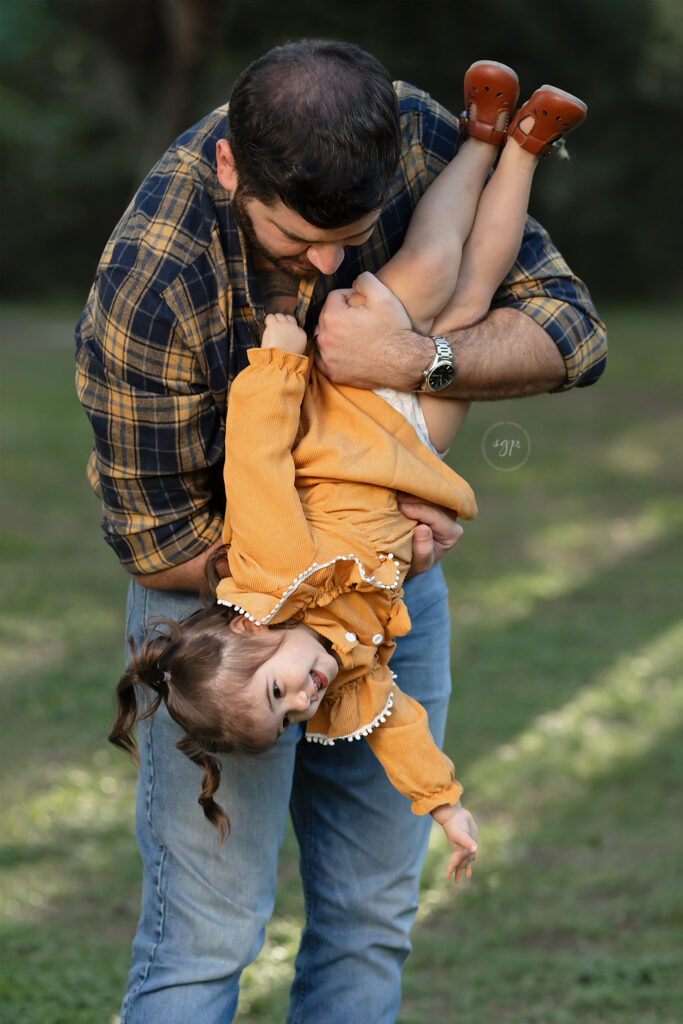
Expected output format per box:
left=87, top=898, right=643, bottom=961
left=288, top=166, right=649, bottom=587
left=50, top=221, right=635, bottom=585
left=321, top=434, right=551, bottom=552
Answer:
left=499, top=138, right=539, bottom=171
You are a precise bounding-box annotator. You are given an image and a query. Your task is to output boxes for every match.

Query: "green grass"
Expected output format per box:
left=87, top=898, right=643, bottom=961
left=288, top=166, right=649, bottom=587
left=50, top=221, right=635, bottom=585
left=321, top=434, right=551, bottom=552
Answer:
left=1, top=303, right=682, bottom=1023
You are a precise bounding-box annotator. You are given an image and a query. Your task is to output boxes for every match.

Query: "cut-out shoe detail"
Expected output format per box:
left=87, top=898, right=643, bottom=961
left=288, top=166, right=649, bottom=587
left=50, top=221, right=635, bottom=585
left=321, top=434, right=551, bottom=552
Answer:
left=507, top=85, right=587, bottom=157
left=459, top=59, right=520, bottom=146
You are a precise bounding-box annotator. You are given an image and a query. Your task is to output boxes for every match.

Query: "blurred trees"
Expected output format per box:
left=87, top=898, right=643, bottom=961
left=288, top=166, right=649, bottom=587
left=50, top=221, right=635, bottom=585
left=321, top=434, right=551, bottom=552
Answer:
left=1, top=0, right=681, bottom=303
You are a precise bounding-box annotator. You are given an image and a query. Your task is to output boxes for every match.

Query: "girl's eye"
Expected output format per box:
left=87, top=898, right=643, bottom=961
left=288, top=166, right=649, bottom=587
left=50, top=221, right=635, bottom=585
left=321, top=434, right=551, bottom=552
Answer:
left=273, top=682, right=281, bottom=699
left=282, top=715, right=290, bottom=729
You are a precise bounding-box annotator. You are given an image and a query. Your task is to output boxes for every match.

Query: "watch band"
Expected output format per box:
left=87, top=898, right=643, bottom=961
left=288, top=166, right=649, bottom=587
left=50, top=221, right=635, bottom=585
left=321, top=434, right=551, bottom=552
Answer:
left=420, top=335, right=455, bottom=392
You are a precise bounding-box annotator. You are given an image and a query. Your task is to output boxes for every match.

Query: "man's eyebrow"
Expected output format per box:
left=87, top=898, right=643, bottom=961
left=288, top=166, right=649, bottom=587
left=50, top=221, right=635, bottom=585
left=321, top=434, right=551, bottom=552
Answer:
left=269, top=219, right=378, bottom=245
left=271, top=222, right=311, bottom=243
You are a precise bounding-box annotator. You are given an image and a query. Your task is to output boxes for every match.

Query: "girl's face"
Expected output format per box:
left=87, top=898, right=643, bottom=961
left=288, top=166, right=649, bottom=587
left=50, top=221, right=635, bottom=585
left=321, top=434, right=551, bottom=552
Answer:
left=234, top=621, right=339, bottom=739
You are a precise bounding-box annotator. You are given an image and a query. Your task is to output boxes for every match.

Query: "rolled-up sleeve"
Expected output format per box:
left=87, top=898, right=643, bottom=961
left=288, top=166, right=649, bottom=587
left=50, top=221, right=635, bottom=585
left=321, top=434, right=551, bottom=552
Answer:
left=75, top=268, right=224, bottom=574
left=494, top=215, right=607, bottom=390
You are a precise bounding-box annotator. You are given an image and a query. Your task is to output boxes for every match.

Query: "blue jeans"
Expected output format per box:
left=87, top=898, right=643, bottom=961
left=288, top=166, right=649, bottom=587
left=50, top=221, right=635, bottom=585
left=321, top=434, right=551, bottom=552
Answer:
left=120, top=565, right=451, bottom=1024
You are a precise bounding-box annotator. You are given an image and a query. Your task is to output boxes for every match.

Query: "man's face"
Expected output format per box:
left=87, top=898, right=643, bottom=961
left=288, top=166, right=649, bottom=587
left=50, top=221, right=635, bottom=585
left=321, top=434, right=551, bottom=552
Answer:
left=231, top=188, right=380, bottom=279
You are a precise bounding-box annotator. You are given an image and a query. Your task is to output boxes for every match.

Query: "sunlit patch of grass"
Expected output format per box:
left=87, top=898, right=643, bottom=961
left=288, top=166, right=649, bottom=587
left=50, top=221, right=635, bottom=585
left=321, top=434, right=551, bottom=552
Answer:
left=452, top=499, right=678, bottom=629
left=236, top=917, right=304, bottom=1019
left=1, top=747, right=137, bottom=926
left=2, top=303, right=682, bottom=1022
left=421, top=619, right=683, bottom=906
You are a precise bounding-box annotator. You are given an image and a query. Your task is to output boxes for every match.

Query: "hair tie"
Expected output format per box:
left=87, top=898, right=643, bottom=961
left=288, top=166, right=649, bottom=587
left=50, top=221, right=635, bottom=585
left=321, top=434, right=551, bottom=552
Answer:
left=148, top=665, right=170, bottom=695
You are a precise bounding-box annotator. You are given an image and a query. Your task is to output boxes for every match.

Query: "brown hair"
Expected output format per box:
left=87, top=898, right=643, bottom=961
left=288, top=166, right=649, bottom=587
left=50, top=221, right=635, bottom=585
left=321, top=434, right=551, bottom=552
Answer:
left=109, top=603, right=285, bottom=841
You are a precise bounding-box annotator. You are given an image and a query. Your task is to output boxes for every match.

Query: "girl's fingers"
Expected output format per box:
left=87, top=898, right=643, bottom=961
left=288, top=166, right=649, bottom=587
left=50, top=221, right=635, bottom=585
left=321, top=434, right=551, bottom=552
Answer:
left=451, top=830, right=478, bottom=853
left=445, top=848, right=476, bottom=884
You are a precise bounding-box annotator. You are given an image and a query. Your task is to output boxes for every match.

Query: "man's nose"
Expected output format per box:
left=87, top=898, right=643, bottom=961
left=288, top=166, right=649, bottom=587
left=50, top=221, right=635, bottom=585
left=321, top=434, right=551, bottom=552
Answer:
left=306, top=243, right=345, bottom=275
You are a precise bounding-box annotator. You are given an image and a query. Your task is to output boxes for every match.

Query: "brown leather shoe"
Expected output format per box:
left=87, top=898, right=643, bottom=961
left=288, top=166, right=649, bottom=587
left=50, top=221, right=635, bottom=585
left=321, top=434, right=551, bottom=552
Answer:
left=507, top=85, right=587, bottom=157
left=459, top=60, right=520, bottom=146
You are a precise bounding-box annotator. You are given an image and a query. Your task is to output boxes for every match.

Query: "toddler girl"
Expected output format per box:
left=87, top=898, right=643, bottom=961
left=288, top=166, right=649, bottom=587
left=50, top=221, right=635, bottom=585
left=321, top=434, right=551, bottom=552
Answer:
left=110, top=62, right=586, bottom=884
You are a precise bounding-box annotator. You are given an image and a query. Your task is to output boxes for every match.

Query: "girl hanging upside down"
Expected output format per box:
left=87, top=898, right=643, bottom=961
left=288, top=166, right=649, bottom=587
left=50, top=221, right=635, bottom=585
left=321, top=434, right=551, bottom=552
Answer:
left=110, top=61, right=586, bottom=884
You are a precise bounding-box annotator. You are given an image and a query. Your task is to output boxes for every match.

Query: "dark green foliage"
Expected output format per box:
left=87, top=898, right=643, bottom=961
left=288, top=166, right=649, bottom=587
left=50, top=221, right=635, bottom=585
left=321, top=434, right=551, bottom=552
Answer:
left=1, top=0, right=681, bottom=301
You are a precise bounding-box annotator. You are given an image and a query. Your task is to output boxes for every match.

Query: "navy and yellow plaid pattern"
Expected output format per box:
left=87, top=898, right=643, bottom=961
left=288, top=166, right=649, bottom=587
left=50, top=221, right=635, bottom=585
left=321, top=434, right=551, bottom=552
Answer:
left=75, top=82, right=607, bottom=575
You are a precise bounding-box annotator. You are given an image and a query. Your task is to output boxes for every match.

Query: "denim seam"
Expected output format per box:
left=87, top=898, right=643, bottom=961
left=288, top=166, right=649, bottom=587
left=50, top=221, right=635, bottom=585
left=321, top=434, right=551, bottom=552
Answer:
left=288, top=753, right=316, bottom=1024
left=121, top=584, right=169, bottom=1019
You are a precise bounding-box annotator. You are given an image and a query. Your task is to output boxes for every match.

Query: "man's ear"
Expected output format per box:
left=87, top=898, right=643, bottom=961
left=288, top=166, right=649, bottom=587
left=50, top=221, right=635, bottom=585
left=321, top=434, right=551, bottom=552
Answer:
left=216, top=139, right=238, bottom=192
left=229, top=614, right=267, bottom=636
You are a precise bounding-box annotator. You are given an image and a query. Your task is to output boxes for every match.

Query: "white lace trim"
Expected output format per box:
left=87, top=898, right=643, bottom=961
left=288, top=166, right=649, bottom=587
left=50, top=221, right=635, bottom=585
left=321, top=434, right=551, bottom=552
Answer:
left=217, top=552, right=401, bottom=625
left=305, top=688, right=395, bottom=747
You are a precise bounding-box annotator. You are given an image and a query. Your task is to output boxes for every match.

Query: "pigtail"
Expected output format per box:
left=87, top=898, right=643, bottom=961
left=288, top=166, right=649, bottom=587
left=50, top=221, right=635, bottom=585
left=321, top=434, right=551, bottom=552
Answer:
left=108, top=604, right=282, bottom=844
left=108, top=663, right=143, bottom=762
left=108, top=625, right=180, bottom=761
left=176, top=736, right=231, bottom=842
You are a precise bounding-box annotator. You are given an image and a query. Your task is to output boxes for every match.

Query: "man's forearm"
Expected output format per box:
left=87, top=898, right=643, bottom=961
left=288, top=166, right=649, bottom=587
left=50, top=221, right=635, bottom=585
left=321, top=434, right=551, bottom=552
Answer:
left=316, top=291, right=567, bottom=397
left=133, top=539, right=223, bottom=594
left=412, top=308, right=566, bottom=399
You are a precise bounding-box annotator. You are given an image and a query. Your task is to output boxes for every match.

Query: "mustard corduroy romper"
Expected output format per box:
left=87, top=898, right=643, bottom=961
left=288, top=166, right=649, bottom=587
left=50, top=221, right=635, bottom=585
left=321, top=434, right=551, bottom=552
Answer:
left=217, top=347, right=478, bottom=816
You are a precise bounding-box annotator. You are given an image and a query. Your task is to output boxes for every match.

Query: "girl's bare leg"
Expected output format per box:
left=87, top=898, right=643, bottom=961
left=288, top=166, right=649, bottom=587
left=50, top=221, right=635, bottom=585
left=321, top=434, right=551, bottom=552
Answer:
left=433, top=78, right=588, bottom=337
left=433, top=127, right=539, bottom=336
left=419, top=128, right=538, bottom=452
left=418, top=393, right=471, bottom=455
left=421, top=83, right=587, bottom=452
left=373, top=137, right=498, bottom=336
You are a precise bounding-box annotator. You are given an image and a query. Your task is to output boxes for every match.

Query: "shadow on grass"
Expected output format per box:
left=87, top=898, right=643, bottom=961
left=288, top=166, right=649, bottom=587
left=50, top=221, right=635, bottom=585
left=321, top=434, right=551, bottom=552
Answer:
left=401, top=726, right=683, bottom=1024
left=2, top=303, right=682, bottom=1022
left=2, top=529, right=680, bottom=1022
left=445, top=525, right=682, bottom=761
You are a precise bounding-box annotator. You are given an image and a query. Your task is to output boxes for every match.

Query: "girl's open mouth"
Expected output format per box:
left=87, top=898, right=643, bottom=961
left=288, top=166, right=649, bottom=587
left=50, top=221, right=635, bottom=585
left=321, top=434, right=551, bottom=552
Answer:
left=311, top=670, right=328, bottom=692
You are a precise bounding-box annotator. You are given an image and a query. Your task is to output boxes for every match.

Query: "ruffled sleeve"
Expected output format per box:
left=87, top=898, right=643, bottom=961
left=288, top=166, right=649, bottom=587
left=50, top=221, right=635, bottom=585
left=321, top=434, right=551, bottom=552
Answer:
left=306, top=668, right=462, bottom=816
left=366, top=686, right=463, bottom=815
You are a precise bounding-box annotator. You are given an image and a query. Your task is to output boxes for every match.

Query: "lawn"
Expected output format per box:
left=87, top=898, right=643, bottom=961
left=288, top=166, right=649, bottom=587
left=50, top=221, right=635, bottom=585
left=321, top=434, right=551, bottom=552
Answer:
left=1, top=303, right=681, bottom=1023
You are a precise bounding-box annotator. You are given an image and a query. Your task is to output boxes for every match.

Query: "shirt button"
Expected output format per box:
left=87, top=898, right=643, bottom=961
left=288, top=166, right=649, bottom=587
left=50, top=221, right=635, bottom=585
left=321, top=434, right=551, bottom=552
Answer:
left=372, top=633, right=384, bottom=645
left=345, top=632, right=357, bottom=642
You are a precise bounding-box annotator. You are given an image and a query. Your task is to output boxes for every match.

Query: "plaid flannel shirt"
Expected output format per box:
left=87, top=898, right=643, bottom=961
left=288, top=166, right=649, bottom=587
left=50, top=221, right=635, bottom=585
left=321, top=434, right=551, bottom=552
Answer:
left=75, top=81, right=607, bottom=575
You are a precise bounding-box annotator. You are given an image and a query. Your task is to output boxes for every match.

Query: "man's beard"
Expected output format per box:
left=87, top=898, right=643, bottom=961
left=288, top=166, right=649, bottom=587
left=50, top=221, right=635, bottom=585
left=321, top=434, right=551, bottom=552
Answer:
left=230, top=190, right=319, bottom=281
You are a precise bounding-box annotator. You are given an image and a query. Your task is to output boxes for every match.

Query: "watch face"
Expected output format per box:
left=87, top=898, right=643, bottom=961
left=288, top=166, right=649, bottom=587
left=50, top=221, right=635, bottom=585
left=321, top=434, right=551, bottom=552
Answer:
left=427, top=364, right=455, bottom=390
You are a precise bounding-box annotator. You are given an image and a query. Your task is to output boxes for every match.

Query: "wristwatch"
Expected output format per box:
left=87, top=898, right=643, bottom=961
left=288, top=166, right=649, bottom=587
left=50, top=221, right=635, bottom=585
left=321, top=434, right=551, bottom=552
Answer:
left=419, top=336, right=455, bottom=391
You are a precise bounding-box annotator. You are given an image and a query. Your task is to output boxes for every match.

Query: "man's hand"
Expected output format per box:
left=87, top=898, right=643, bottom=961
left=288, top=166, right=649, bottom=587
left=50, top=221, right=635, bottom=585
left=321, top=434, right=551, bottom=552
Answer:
left=315, top=272, right=431, bottom=389
left=397, top=493, right=464, bottom=578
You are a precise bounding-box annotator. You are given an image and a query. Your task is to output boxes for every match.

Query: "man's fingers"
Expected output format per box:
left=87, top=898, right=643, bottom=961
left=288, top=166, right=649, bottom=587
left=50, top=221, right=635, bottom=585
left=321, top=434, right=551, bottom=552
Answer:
left=326, top=287, right=354, bottom=310
left=409, top=524, right=435, bottom=577
left=350, top=271, right=381, bottom=302
left=399, top=497, right=463, bottom=556
left=317, top=289, right=353, bottom=331
left=398, top=495, right=458, bottom=533
left=413, top=523, right=433, bottom=547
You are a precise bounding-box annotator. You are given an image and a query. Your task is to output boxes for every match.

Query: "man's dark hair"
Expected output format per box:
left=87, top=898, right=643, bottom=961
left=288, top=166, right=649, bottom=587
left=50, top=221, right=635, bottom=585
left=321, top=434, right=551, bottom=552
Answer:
left=227, top=39, right=401, bottom=227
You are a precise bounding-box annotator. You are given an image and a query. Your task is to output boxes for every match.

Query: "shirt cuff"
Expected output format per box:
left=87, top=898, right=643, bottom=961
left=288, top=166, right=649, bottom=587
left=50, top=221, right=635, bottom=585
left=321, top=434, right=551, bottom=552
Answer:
left=411, top=781, right=463, bottom=817
left=105, top=508, right=223, bottom=575
left=496, top=295, right=607, bottom=392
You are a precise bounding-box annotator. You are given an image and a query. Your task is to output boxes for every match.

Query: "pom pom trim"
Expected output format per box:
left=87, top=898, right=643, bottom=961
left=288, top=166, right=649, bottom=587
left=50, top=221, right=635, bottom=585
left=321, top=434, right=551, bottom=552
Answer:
left=217, top=552, right=401, bottom=625
left=305, top=690, right=395, bottom=747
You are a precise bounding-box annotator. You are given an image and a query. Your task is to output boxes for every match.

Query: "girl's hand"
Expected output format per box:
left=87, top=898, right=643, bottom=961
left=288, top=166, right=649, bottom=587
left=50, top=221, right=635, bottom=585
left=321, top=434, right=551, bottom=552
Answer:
left=431, top=801, right=478, bottom=884
left=262, top=313, right=308, bottom=355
